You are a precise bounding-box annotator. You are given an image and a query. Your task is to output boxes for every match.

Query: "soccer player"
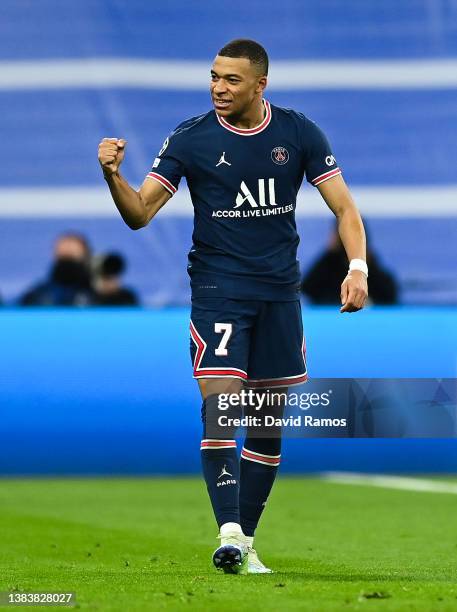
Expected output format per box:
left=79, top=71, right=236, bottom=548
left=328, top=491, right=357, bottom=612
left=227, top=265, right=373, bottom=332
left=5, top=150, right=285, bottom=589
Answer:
left=98, top=39, right=368, bottom=574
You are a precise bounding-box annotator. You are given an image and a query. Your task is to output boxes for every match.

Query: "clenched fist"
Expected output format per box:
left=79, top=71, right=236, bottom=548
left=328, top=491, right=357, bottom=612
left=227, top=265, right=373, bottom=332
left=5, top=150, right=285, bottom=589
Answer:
left=98, top=138, right=127, bottom=176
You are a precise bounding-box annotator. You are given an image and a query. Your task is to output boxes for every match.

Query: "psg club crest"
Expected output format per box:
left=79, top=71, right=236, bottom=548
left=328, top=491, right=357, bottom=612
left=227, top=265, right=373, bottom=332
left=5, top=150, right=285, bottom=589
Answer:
left=271, top=146, right=289, bottom=165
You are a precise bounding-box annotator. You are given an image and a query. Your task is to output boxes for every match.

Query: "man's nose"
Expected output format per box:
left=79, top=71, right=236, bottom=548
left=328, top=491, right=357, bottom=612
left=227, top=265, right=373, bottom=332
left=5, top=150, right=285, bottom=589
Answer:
left=212, top=80, right=227, bottom=95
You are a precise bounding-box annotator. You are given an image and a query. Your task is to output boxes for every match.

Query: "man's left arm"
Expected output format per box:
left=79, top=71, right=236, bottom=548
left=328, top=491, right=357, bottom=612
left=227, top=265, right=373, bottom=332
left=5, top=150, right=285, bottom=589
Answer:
left=317, top=175, right=368, bottom=312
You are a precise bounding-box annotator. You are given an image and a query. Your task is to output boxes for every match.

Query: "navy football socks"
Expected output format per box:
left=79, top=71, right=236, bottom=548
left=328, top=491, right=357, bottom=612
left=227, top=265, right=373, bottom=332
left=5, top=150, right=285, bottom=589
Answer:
left=201, top=393, right=283, bottom=535
left=239, top=436, right=281, bottom=537
left=200, top=394, right=241, bottom=527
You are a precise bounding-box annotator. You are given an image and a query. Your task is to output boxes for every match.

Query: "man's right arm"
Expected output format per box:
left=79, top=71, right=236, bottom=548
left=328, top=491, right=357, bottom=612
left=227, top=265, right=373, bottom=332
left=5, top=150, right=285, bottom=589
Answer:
left=98, top=138, right=171, bottom=230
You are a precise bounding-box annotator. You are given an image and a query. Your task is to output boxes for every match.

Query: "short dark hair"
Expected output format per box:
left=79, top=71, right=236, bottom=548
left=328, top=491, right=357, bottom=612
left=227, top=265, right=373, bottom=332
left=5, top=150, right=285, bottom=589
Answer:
left=218, top=39, right=269, bottom=76
left=99, top=252, right=126, bottom=277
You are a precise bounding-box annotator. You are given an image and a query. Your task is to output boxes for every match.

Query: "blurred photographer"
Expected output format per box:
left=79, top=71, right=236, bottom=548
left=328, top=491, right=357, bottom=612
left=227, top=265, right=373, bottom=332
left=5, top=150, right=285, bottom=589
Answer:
left=301, top=221, right=398, bottom=305
left=93, top=252, right=139, bottom=306
left=19, top=233, right=95, bottom=307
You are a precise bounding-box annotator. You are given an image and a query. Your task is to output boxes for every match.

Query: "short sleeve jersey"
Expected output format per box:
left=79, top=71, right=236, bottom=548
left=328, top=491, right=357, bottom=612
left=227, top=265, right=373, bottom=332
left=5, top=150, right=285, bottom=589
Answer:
left=146, top=100, right=341, bottom=301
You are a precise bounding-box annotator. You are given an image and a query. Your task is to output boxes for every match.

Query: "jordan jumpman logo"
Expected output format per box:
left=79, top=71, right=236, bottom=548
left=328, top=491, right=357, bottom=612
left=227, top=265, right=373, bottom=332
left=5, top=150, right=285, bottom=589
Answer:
left=218, top=464, right=233, bottom=479
left=216, top=152, right=231, bottom=167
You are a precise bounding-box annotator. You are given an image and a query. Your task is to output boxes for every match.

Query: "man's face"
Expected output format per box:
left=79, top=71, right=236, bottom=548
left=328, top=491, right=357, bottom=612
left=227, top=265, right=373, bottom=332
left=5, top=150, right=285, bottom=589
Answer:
left=210, top=55, right=267, bottom=118
left=54, top=237, right=87, bottom=261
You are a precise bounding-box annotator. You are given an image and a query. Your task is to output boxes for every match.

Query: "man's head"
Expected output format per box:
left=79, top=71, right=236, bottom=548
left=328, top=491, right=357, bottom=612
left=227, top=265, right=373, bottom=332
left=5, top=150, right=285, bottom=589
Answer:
left=211, top=39, right=268, bottom=119
left=94, top=252, right=126, bottom=294
left=51, top=233, right=92, bottom=288
left=54, top=233, right=91, bottom=262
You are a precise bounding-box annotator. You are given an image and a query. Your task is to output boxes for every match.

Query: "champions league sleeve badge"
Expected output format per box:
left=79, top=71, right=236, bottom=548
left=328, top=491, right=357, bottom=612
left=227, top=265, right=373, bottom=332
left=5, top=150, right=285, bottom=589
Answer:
left=271, top=146, right=289, bottom=165
left=159, top=137, right=169, bottom=157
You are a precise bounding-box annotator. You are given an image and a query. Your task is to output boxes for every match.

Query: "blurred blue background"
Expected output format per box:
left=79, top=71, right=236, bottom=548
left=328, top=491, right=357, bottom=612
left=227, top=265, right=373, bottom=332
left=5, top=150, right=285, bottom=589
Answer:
left=1, top=0, right=456, bottom=305
left=0, top=1, right=456, bottom=473
left=1, top=308, right=456, bottom=474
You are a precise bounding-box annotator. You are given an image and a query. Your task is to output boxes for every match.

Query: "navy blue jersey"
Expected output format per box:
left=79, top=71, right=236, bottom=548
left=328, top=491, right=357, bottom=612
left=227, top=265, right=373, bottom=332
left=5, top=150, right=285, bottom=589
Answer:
left=146, top=100, right=341, bottom=300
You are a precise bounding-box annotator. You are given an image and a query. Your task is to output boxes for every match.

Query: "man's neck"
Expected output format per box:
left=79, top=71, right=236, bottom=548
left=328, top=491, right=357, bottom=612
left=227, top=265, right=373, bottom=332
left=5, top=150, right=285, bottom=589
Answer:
left=225, top=98, right=265, bottom=129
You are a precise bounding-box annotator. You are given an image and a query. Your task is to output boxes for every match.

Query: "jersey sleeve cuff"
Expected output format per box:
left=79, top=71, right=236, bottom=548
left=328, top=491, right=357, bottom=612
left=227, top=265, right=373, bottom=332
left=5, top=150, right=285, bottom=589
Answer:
left=146, top=172, right=177, bottom=195
left=310, top=167, right=341, bottom=187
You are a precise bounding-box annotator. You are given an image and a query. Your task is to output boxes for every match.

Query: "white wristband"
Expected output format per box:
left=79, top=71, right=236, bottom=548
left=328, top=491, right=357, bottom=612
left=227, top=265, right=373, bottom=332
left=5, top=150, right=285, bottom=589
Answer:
left=349, top=258, right=368, bottom=277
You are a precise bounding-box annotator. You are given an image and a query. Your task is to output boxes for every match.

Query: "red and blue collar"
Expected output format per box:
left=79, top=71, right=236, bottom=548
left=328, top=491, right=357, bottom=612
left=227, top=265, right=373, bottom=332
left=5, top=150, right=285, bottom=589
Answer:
left=216, top=99, right=272, bottom=136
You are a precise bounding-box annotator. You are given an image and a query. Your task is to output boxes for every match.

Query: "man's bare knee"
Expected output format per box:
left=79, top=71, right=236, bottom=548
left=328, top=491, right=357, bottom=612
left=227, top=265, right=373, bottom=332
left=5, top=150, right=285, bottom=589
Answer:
left=264, top=387, right=288, bottom=407
left=198, top=377, right=244, bottom=399
left=248, top=387, right=288, bottom=408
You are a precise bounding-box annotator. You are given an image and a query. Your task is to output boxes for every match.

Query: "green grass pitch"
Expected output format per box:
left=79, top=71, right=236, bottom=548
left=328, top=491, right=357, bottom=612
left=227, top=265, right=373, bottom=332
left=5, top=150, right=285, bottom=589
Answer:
left=1, top=477, right=456, bottom=611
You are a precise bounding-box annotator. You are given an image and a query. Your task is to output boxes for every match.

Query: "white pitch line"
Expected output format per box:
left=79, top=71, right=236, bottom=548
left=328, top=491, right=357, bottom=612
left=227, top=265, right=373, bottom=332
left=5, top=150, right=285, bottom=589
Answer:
left=322, top=472, right=457, bottom=494
left=1, top=59, right=457, bottom=90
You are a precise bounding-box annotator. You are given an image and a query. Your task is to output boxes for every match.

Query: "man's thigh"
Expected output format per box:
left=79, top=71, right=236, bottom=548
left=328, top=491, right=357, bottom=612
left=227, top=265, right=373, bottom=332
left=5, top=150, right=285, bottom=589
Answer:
left=247, top=300, right=308, bottom=389
left=190, top=297, right=258, bottom=395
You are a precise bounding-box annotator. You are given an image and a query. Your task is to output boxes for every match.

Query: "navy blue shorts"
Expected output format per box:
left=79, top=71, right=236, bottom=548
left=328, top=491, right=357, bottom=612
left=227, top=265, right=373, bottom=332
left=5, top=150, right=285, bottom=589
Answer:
left=190, top=297, right=307, bottom=388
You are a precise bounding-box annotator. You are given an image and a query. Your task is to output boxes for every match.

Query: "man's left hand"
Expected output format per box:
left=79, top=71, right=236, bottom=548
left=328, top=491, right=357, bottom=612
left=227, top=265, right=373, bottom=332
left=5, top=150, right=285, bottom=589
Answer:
left=340, top=270, right=368, bottom=313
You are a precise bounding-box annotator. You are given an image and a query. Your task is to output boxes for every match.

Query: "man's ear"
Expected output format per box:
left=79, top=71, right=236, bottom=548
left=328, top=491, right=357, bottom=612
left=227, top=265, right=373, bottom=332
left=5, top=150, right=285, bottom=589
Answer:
left=256, top=76, right=267, bottom=94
